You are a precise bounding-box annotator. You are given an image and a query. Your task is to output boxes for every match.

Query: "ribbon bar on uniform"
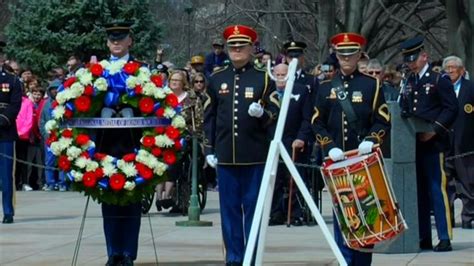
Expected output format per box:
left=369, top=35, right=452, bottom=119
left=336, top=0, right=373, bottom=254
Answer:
left=61, top=117, right=170, bottom=128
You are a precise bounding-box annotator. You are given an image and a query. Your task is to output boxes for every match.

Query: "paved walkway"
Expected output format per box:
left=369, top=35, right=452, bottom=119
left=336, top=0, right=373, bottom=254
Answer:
left=0, top=190, right=473, bottom=265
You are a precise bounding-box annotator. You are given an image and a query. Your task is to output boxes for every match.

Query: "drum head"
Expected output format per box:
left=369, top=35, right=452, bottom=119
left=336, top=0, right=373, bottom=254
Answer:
left=326, top=155, right=369, bottom=170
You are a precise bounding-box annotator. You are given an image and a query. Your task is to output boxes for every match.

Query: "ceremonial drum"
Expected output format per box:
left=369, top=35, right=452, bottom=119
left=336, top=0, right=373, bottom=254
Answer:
left=321, top=148, right=406, bottom=250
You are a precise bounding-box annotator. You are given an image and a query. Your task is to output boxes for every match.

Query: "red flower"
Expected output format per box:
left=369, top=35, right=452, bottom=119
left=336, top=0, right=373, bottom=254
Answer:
left=84, top=85, right=94, bottom=96
left=64, top=109, right=73, bottom=119
left=142, top=135, right=155, bottom=148
left=155, top=127, right=165, bottom=134
left=46, top=133, right=58, bottom=146
left=134, top=84, right=143, bottom=95
left=174, top=140, right=182, bottom=150
left=163, top=150, right=177, bottom=165
left=165, top=94, right=179, bottom=108
left=150, top=75, right=163, bottom=87
left=123, top=61, right=140, bottom=75
left=122, top=153, right=136, bottom=162
left=75, top=134, right=90, bottom=146
left=62, top=129, right=73, bottom=138
left=51, top=101, right=58, bottom=109
left=155, top=107, right=165, bottom=118
left=95, top=168, right=104, bottom=179
left=89, top=63, right=103, bottom=76
left=136, top=163, right=153, bottom=180
left=83, top=171, right=97, bottom=188
left=80, top=151, right=90, bottom=159
left=74, top=96, right=92, bottom=112
left=58, top=155, right=71, bottom=171
left=166, top=126, right=179, bottom=140
left=109, top=173, right=126, bottom=191
left=94, top=153, right=107, bottom=161
left=138, top=97, right=154, bottom=114
left=63, top=77, right=77, bottom=88
left=151, top=147, right=162, bottom=157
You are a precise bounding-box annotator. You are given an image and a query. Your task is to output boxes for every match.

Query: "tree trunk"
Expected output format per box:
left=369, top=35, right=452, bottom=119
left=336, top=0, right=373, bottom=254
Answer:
left=346, top=0, right=362, bottom=32
left=317, top=1, right=335, bottom=62
left=466, top=0, right=474, bottom=73
left=446, top=0, right=464, bottom=59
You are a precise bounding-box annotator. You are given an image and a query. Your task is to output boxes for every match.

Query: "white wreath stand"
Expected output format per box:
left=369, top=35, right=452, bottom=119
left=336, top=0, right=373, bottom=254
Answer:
left=242, top=59, right=347, bottom=266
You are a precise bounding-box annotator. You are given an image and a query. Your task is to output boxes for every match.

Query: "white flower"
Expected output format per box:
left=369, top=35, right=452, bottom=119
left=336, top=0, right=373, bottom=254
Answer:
left=55, top=92, right=67, bottom=104
left=137, top=67, right=151, bottom=83
left=70, top=83, right=85, bottom=97
left=58, top=137, right=73, bottom=151
left=99, top=60, right=110, bottom=69
left=75, top=68, right=86, bottom=78
left=172, top=115, right=186, bottom=129
left=78, top=71, right=93, bottom=85
left=108, top=60, right=126, bottom=75
left=103, top=163, right=118, bottom=176
left=101, top=155, right=115, bottom=164
left=117, top=160, right=138, bottom=177
left=85, top=161, right=99, bottom=172
left=73, top=171, right=83, bottom=182
left=94, top=77, right=108, bottom=92
left=155, top=135, right=174, bottom=148
left=126, top=76, right=139, bottom=89
left=154, top=162, right=168, bottom=176
left=74, top=157, right=89, bottom=169
left=45, top=120, right=58, bottom=133
left=52, top=105, right=66, bottom=120
left=66, top=146, right=82, bottom=160
left=124, top=181, right=136, bottom=191
left=142, top=82, right=157, bottom=97
left=153, top=87, right=166, bottom=99
left=164, top=107, right=176, bottom=118
left=163, top=86, right=172, bottom=94
left=49, top=142, right=62, bottom=156
left=136, top=149, right=158, bottom=169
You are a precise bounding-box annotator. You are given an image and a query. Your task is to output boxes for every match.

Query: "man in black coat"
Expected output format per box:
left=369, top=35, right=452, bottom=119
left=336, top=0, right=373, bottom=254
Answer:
left=97, top=22, right=142, bottom=266
left=442, top=55, right=474, bottom=229
left=0, top=42, right=22, bottom=224
left=399, top=36, right=458, bottom=252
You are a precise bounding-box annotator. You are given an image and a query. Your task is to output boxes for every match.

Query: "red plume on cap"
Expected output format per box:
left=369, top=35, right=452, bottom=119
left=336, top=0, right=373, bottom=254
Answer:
left=223, top=25, right=258, bottom=46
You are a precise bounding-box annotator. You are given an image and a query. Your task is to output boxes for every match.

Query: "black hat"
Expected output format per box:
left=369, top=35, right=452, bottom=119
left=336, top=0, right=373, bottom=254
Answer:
left=155, top=63, right=168, bottom=74
left=105, top=21, right=133, bottom=41
left=400, top=36, right=424, bottom=63
left=283, top=41, right=307, bottom=58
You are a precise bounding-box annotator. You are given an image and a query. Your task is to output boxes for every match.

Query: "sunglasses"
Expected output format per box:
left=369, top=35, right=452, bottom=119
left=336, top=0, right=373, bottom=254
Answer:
left=194, top=80, right=204, bottom=83
left=368, top=71, right=381, bottom=75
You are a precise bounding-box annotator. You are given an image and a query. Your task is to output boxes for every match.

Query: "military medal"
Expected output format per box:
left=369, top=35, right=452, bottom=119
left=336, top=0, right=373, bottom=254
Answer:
left=219, top=83, right=229, bottom=94
left=465, top=104, right=473, bottom=114
left=423, top=83, right=433, bottom=95
left=245, top=87, right=254, bottom=98
left=1, top=83, right=10, bottom=92
left=352, top=91, right=363, bottom=103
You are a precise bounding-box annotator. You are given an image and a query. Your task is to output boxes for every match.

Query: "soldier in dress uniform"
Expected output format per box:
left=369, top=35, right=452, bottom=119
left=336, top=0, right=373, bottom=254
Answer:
left=312, top=32, right=391, bottom=265
left=0, top=42, right=22, bottom=224
left=283, top=41, right=319, bottom=96
left=269, top=63, right=313, bottom=226
left=399, top=36, right=458, bottom=252
left=442, top=55, right=474, bottom=230
left=203, top=25, right=278, bottom=266
left=97, top=21, right=142, bottom=266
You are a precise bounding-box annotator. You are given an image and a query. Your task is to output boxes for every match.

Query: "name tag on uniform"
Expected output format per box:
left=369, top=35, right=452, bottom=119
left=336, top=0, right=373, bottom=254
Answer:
left=245, top=87, right=254, bottom=98
left=1, top=83, right=10, bottom=92
left=352, top=91, right=363, bottom=103
left=219, top=83, right=229, bottom=94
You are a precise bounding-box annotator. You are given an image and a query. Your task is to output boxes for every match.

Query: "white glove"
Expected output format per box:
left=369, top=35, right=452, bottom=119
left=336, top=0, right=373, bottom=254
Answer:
left=328, top=148, right=344, bottom=162
left=358, top=141, right=374, bottom=155
left=206, top=155, right=218, bottom=168
left=248, top=102, right=264, bottom=118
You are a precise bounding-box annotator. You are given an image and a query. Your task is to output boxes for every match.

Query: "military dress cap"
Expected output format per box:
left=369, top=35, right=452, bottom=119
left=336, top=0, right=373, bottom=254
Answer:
left=283, top=41, right=307, bottom=57
left=191, top=55, right=205, bottom=65
left=400, top=36, right=424, bottom=63
left=105, top=21, right=133, bottom=41
left=330, top=32, right=366, bottom=56
left=223, top=25, right=258, bottom=47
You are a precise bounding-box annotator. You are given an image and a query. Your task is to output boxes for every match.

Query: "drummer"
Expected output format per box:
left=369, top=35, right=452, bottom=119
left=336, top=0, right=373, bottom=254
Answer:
left=312, top=32, right=390, bottom=265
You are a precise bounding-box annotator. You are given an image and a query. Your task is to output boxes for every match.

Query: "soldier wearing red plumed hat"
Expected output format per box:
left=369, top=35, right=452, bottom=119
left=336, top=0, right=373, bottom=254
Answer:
left=312, top=32, right=391, bottom=265
left=203, top=25, right=278, bottom=265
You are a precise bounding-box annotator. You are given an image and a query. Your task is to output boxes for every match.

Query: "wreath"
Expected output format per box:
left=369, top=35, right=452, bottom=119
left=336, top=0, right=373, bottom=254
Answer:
left=45, top=59, right=185, bottom=205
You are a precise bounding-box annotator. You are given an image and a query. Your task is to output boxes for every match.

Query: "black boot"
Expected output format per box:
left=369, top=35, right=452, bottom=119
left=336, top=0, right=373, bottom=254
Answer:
left=433, top=240, right=452, bottom=252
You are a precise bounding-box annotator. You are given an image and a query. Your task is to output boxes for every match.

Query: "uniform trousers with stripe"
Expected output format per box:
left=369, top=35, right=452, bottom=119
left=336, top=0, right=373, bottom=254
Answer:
left=0, top=141, right=14, bottom=217
left=217, top=164, right=264, bottom=264
left=416, top=145, right=452, bottom=242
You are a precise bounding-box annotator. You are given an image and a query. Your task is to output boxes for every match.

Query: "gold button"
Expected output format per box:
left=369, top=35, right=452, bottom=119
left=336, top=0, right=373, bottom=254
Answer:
left=344, top=137, right=348, bottom=141
left=344, top=128, right=348, bottom=133
left=234, top=133, right=238, bottom=136
left=344, top=121, right=348, bottom=125
left=235, top=93, right=238, bottom=96
left=414, top=91, right=418, bottom=95
left=414, top=99, right=418, bottom=103
left=234, top=100, right=238, bottom=104
left=234, top=116, right=238, bottom=120
left=413, top=107, right=417, bottom=111
left=234, top=108, right=238, bottom=112
left=235, top=85, right=239, bottom=89
left=234, top=124, right=238, bottom=128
